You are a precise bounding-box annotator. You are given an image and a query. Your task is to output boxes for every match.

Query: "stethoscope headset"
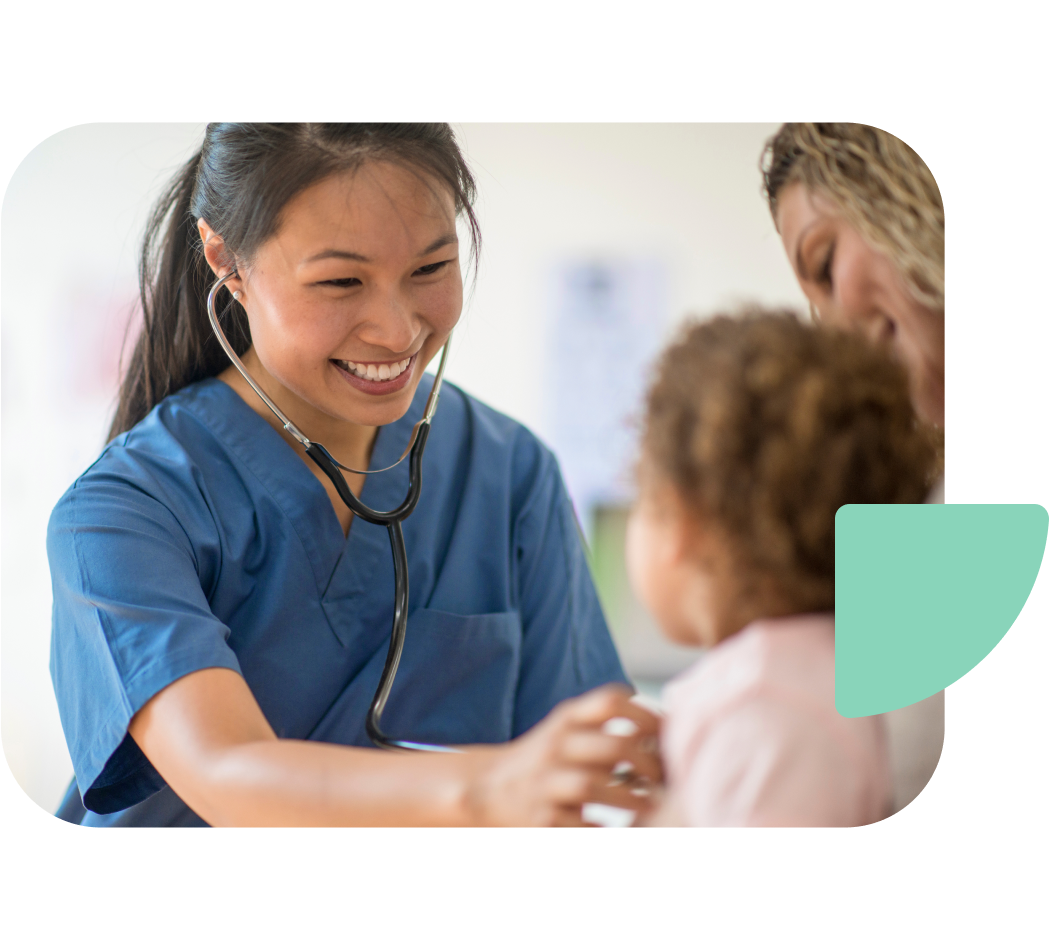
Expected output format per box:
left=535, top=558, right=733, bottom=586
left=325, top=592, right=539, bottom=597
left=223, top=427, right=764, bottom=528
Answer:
left=207, top=270, right=457, bottom=753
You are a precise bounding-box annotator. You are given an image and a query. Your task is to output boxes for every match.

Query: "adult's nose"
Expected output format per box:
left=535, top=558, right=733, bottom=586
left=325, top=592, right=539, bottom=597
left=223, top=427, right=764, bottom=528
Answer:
left=354, top=285, right=421, bottom=355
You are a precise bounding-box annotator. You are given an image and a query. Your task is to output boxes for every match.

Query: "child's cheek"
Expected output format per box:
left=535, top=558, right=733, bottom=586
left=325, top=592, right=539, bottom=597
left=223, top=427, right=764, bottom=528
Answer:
left=625, top=507, right=655, bottom=609
left=626, top=509, right=675, bottom=630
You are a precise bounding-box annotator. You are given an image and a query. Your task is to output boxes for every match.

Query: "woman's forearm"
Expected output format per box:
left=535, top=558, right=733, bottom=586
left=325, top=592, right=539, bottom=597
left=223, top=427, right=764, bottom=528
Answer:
left=197, top=739, right=484, bottom=827
left=129, top=668, right=492, bottom=827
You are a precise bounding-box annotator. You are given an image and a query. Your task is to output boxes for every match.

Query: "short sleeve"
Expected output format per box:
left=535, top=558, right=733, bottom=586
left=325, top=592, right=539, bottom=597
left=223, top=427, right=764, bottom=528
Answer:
left=47, top=454, right=242, bottom=814
left=508, top=439, right=628, bottom=734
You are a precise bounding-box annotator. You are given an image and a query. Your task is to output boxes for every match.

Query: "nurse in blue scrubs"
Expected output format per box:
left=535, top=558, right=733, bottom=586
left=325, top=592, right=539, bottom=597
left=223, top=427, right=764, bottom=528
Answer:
left=47, top=123, right=659, bottom=827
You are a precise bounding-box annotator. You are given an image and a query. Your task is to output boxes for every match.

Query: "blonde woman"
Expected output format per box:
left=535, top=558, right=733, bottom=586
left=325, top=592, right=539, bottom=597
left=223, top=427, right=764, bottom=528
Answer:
left=761, top=123, right=945, bottom=811
left=762, top=123, right=944, bottom=440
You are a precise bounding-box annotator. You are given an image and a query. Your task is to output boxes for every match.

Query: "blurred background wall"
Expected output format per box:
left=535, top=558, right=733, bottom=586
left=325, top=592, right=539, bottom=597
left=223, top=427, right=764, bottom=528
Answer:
left=1, top=123, right=808, bottom=812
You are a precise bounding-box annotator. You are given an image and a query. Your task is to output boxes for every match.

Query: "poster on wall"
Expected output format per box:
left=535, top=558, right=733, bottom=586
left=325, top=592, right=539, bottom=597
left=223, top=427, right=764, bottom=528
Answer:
left=546, top=258, right=667, bottom=536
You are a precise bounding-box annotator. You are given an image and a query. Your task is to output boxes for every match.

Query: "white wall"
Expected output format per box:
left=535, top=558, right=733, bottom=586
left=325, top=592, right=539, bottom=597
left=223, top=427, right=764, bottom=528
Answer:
left=450, top=123, right=808, bottom=437
left=0, top=123, right=808, bottom=812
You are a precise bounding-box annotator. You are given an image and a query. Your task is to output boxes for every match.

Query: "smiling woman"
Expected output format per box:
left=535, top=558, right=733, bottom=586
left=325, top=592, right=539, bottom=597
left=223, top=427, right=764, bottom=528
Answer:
left=47, top=124, right=658, bottom=827
left=761, top=124, right=945, bottom=430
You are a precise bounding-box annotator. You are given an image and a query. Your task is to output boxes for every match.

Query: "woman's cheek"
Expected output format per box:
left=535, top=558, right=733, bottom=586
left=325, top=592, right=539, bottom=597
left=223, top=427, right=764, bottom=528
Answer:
left=284, top=296, right=351, bottom=347
left=245, top=303, right=336, bottom=399
left=882, top=280, right=938, bottom=412
left=897, top=328, right=944, bottom=426
left=417, top=277, right=463, bottom=334
left=244, top=308, right=286, bottom=372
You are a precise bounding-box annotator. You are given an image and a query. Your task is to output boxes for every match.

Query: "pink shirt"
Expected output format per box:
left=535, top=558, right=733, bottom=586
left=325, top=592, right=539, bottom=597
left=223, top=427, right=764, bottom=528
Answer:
left=659, top=614, right=892, bottom=827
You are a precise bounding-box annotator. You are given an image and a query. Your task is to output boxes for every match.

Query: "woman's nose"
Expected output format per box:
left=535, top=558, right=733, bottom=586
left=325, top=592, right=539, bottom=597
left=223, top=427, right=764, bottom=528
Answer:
left=354, top=287, right=421, bottom=354
left=820, top=295, right=895, bottom=348
left=829, top=242, right=896, bottom=346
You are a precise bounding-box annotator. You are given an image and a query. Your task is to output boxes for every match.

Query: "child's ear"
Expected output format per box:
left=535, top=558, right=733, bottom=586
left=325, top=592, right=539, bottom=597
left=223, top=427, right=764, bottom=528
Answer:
left=679, top=511, right=725, bottom=574
left=667, top=513, right=695, bottom=565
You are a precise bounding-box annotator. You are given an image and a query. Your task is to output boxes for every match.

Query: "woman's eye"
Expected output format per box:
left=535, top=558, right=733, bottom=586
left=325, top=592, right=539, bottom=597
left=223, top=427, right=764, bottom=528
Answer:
left=818, top=245, right=835, bottom=287
left=413, top=259, right=451, bottom=277
left=318, top=277, right=362, bottom=288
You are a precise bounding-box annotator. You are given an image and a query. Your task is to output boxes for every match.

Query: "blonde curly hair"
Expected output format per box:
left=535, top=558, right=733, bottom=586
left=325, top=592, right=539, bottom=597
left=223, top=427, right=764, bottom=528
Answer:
left=642, top=309, right=938, bottom=612
left=761, top=123, right=944, bottom=311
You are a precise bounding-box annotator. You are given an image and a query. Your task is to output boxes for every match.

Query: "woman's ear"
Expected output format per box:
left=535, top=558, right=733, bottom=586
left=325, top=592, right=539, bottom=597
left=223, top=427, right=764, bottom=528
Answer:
left=197, top=219, right=243, bottom=296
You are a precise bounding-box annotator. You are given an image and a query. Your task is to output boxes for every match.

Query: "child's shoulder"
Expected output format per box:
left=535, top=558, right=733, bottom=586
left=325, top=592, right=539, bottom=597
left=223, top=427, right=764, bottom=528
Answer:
left=660, top=614, right=839, bottom=770
left=659, top=613, right=891, bottom=826
left=666, top=613, right=834, bottom=711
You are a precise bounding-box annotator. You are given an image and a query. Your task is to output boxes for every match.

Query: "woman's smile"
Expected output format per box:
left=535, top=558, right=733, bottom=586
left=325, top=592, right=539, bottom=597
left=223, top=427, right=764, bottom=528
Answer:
left=330, top=352, right=419, bottom=395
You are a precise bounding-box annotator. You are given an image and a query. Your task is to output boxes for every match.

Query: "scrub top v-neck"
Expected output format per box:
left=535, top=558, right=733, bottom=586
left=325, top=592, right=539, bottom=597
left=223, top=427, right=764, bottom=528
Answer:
left=48, top=376, right=627, bottom=826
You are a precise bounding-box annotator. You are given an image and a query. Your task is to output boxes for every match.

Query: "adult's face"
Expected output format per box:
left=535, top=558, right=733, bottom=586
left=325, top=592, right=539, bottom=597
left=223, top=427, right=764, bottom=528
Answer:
left=202, top=160, right=463, bottom=432
left=776, top=182, right=944, bottom=428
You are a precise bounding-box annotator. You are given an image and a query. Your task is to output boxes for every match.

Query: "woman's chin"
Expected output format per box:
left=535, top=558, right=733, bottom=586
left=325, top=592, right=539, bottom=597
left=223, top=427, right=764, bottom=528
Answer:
left=322, top=384, right=422, bottom=429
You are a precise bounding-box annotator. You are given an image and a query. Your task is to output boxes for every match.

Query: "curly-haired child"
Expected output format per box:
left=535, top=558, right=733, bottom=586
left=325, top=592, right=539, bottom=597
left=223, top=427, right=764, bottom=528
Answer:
left=628, top=309, right=937, bottom=826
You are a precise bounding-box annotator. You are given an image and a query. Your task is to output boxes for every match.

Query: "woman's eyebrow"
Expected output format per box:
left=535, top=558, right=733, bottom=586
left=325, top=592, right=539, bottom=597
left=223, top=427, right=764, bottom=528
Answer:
left=419, top=232, right=459, bottom=256
left=302, top=232, right=458, bottom=267
left=303, top=248, right=369, bottom=265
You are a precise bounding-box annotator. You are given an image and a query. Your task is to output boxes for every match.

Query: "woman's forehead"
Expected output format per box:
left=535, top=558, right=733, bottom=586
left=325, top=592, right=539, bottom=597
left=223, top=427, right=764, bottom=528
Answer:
left=776, top=184, right=845, bottom=252
left=271, top=162, right=457, bottom=258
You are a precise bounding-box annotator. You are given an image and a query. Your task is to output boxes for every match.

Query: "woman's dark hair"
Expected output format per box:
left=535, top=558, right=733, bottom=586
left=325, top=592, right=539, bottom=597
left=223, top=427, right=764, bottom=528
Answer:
left=109, top=123, right=481, bottom=440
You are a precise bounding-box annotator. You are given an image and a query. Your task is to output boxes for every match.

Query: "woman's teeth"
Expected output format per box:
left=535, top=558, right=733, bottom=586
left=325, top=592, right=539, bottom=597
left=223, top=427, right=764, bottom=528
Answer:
left=337, top=357, right=411, bottom=382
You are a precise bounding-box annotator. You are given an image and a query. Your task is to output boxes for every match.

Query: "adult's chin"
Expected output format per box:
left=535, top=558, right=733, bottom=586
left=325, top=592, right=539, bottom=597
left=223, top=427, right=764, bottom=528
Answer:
left=898, top=340, right=945, bottom=429
left=334, top=382, right=426, bottom=429
left=913, top=379, right=945, bottom=429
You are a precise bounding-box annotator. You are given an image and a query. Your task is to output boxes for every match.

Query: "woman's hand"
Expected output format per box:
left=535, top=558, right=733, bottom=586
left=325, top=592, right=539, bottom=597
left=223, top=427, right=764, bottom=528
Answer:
left=464, top=685, right=663, bottom=827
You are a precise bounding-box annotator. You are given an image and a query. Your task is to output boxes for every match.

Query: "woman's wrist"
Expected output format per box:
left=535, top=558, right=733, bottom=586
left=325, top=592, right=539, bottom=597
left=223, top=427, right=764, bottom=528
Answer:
left=452, top=746, right=502, bottom=827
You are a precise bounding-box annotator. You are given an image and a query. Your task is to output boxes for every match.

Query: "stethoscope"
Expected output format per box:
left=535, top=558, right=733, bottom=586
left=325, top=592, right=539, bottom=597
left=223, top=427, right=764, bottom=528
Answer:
left=207, top=270, right=458, bottom=754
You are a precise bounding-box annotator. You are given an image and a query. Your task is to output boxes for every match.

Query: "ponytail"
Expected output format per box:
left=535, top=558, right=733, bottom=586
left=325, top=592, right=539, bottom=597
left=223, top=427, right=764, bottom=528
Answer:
left=108, top=150, right=250, bottom=440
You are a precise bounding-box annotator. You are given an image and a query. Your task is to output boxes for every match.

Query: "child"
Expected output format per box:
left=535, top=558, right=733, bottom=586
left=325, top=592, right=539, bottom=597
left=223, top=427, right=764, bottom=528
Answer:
left=627, top=309, right=937, bottom=826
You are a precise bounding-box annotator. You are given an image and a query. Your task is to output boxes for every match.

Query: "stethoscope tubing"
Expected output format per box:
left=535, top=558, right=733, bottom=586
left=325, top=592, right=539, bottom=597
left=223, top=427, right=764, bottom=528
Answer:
left=207, top=271, right=458, bottom=754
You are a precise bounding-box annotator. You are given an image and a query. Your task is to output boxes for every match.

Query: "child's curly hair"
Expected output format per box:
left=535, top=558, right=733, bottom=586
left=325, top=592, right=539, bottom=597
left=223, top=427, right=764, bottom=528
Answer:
left=642, top=308, right=938, bottom=613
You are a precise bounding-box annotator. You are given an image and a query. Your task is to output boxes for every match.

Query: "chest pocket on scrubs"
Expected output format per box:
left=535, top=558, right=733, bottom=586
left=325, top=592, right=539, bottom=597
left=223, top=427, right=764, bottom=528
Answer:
left=379, top=608, right=523, bottom=745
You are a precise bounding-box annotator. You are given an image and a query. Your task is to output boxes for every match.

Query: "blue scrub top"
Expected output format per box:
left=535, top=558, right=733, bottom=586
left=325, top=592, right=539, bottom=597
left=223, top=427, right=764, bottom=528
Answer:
left=48, top=376, right=627, bottom=826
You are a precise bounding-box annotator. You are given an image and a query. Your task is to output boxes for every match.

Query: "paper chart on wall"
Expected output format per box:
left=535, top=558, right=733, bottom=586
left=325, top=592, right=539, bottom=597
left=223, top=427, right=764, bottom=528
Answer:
left=545, top=259, right=667, bottom=536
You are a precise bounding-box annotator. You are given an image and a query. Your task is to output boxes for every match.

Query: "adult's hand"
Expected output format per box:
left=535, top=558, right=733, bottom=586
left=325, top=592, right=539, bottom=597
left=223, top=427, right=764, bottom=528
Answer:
left=465, top=685, right=663, bottom=827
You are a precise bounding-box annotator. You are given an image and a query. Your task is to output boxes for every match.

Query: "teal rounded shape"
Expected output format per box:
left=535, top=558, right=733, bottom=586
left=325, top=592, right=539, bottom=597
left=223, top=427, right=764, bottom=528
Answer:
left=835, top=504, right=1048, bottom=717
